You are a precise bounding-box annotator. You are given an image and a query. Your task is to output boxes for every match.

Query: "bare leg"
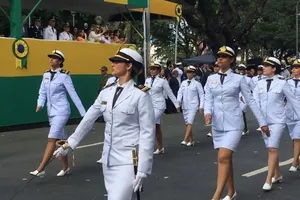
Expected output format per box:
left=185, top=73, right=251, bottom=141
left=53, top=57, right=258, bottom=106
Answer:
left=212, top=148, right=233, bottom=200
left=61, top=156, right=69, bottom=171
left=226, top=158, right=235, bottom=197
left=265, top=148, right=280, bottom=184
left=292, top=139, right=300, bottom=167
left=156, top=124, right=163, bottom=150
left=183, top=124, right=193, bottom=142
left=36, top=138, right=57, bottom=172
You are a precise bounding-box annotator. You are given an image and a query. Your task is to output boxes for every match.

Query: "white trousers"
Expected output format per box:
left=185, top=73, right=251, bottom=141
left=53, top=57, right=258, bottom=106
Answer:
left=102, top=164, right=137, bottom=200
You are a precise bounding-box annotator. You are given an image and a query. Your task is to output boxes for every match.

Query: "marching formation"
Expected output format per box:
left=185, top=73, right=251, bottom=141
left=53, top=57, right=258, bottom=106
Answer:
left=28, top=46, right=300, bottom=200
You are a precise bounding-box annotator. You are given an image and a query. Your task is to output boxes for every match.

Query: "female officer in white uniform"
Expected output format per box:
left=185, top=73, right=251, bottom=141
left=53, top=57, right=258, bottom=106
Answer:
left=286, top=60, right=300, bottom=172
left=204, top=46, right=270, bottom=200
left=237, top=64, right=252, bottom=136
left=253, top=57, right=300, bottom=191
left=54, top=48, right=155, bottom=200
left=177, top=65, right=204, bottom=146
left=30, top=50, right=86, bottom=177
left=144, top=62, right=179, bottom=154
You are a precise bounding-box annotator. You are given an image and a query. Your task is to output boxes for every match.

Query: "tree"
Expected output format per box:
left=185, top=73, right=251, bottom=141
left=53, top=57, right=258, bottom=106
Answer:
left=170, top=0, right=269, bottom=53
left=249, top=0, right=296, bottom=62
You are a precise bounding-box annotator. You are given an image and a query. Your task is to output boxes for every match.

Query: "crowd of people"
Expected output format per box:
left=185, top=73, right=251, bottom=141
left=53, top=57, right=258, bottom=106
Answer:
left=1, top=15, right=127, bottom=44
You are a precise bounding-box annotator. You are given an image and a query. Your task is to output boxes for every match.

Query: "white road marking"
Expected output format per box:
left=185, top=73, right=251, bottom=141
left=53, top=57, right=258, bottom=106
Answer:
left=242, top=158, right=294, bottom=177
left=76, top=142, right=104, bottom=149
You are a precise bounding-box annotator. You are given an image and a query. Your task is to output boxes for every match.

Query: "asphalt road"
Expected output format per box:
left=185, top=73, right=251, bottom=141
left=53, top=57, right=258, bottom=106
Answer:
left=1, top=112, right=299, bottom=200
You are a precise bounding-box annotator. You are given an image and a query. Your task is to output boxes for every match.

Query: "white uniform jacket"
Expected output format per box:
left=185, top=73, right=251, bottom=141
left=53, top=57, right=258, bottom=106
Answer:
left=253, top=76, right=300, bottom=125
left=37, top=68, right=86, bottom=117
left=286, top=78, right=300, bottom=124
left=59, top=31, right=73, bottom=41
left=68, top=80, right=155, bottom=175
left=177, top=78, right=204, bottom=110
left=144, top=75, right=179, bottom=110
left=250, top=75, right=267, bottom=91
left=43, top=25, right=57, bottom=40
left=239, top=75, right=252, bottom=112
left=204, top=70, right=267, bottom=131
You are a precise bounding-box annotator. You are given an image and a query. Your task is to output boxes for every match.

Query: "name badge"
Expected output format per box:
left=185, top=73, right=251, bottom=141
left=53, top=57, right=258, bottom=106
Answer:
left=101, top=101, right=107, bottom=105
left=211, top=80, right=217, bottom=84
left=45, top=78, right=49, bottom=80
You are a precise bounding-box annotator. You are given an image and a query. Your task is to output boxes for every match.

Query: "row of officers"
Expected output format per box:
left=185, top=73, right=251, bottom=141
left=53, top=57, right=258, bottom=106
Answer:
left=28, top=46, right=300, bottom=200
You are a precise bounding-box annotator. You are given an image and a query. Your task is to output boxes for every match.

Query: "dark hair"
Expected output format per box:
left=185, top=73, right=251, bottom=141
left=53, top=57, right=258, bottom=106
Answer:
left=130, top=62, right=143, bottom=78
left=60, top=63, right=64, bottom=68
left=272, top=65, right=282, bottom=74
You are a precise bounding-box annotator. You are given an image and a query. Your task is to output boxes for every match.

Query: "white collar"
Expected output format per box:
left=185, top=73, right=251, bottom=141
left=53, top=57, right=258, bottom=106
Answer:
left=218, top=68, right=232, bottom=74
left=51, top=67, right=61, bottom=72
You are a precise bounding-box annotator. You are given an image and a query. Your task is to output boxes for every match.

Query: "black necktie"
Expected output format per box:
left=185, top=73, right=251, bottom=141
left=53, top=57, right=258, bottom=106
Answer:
left=218, top=73, right=227, bottom=85
left=52, top=27, right=55, bottom=33
left=112, top=87, right=123, bottom=108
left=187, top=80, right=191, bottom=86
left=294, top=79, right=300, bottom=88
left=50, top=71, right=56, bottom=81
left=266, top=79, right=273, bottom=92
left=151, top=76, right=155, bottom=87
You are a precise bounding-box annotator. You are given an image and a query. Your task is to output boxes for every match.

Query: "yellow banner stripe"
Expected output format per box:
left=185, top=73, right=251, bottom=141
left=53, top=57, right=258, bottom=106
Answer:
left=104, top=0, right=128, bottom=5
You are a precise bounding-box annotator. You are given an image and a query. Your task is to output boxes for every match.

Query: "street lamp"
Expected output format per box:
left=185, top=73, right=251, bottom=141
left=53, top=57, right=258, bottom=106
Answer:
left=296, top=1, right=300, bottom=59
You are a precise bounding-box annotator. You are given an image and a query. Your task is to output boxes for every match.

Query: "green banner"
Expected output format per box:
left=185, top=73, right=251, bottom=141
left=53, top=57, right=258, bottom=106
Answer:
left=98, top=0, right=148, bottom=7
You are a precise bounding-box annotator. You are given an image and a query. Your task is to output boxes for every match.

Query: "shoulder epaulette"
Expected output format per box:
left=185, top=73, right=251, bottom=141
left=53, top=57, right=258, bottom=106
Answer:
left=44, top=69, right=51, bottom=73
left=135, top=84, right=150, bottom=92
left=103, top=82, right=116, bottom=89
left=159, top=75, right=166, bottom=79
left=60, top=69, right=70, bottom=74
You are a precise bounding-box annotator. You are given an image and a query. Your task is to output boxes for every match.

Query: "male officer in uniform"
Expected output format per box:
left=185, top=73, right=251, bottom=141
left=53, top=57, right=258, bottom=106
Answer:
left=28, top=18, right=43, bottom=39
left=43, top=17, right=57, bottom=40
left=59, top=23, right=73, bottom=41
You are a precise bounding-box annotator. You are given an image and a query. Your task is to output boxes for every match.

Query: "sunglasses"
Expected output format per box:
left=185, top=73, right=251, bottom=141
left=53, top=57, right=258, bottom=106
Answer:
left=217, top=54, right=231, bottom=58
left=149, top=68, right=158, bottom=70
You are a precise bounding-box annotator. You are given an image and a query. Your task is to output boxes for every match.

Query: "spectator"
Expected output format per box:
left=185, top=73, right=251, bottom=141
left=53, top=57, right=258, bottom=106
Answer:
left=113, top=29, right=127, bottom=44
left=76, top=30, right=86, bottom=42
left=98, top=66, right=109, bottom=94
left=43, top=17, right=57, bottom=40
left=88, top=25, right=105, bottom=42
left=100, top=29, right=112, bottom=44
left=72, top=27, right=78, bottom=40
left=83, top=23, right=89, bottom=35
left=28, top=18, right=43, bottom=39
left=59, top=23, right=73, bottom=41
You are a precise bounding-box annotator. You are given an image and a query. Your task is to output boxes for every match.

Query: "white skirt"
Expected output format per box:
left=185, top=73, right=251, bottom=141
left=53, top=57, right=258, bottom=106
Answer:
left=212, top=129, right=242, bottom=152
left=154, top=108, right=164, bottom=124
left=287, top=122, right=300, bottom=140
left=182, top=109, right=197, bottom=125
left=48, top=115, right=69, bottom=139
left=262, top=124, right=286, bottom=148
left=102, top=164, right=137, bottom=200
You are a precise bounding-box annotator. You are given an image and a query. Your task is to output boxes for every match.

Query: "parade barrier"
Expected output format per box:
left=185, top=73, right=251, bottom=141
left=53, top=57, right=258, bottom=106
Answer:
left=0, top=37, right=132, bottom=127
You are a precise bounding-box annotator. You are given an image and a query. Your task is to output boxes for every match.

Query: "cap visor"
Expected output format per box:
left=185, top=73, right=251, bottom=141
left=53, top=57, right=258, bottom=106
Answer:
left=109, top=56, right=128, bottom=63
left=262, top=61, right=275, bottom=66
left=217, top=52, right=232, bottom=57
left=48, top=54, right=62, bottom=60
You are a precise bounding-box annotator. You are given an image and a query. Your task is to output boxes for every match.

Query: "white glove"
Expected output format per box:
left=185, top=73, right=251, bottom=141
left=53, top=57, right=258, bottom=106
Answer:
left=133, top=171, right=147, bottom=192
left=53, top=143, right=70, bottom=158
